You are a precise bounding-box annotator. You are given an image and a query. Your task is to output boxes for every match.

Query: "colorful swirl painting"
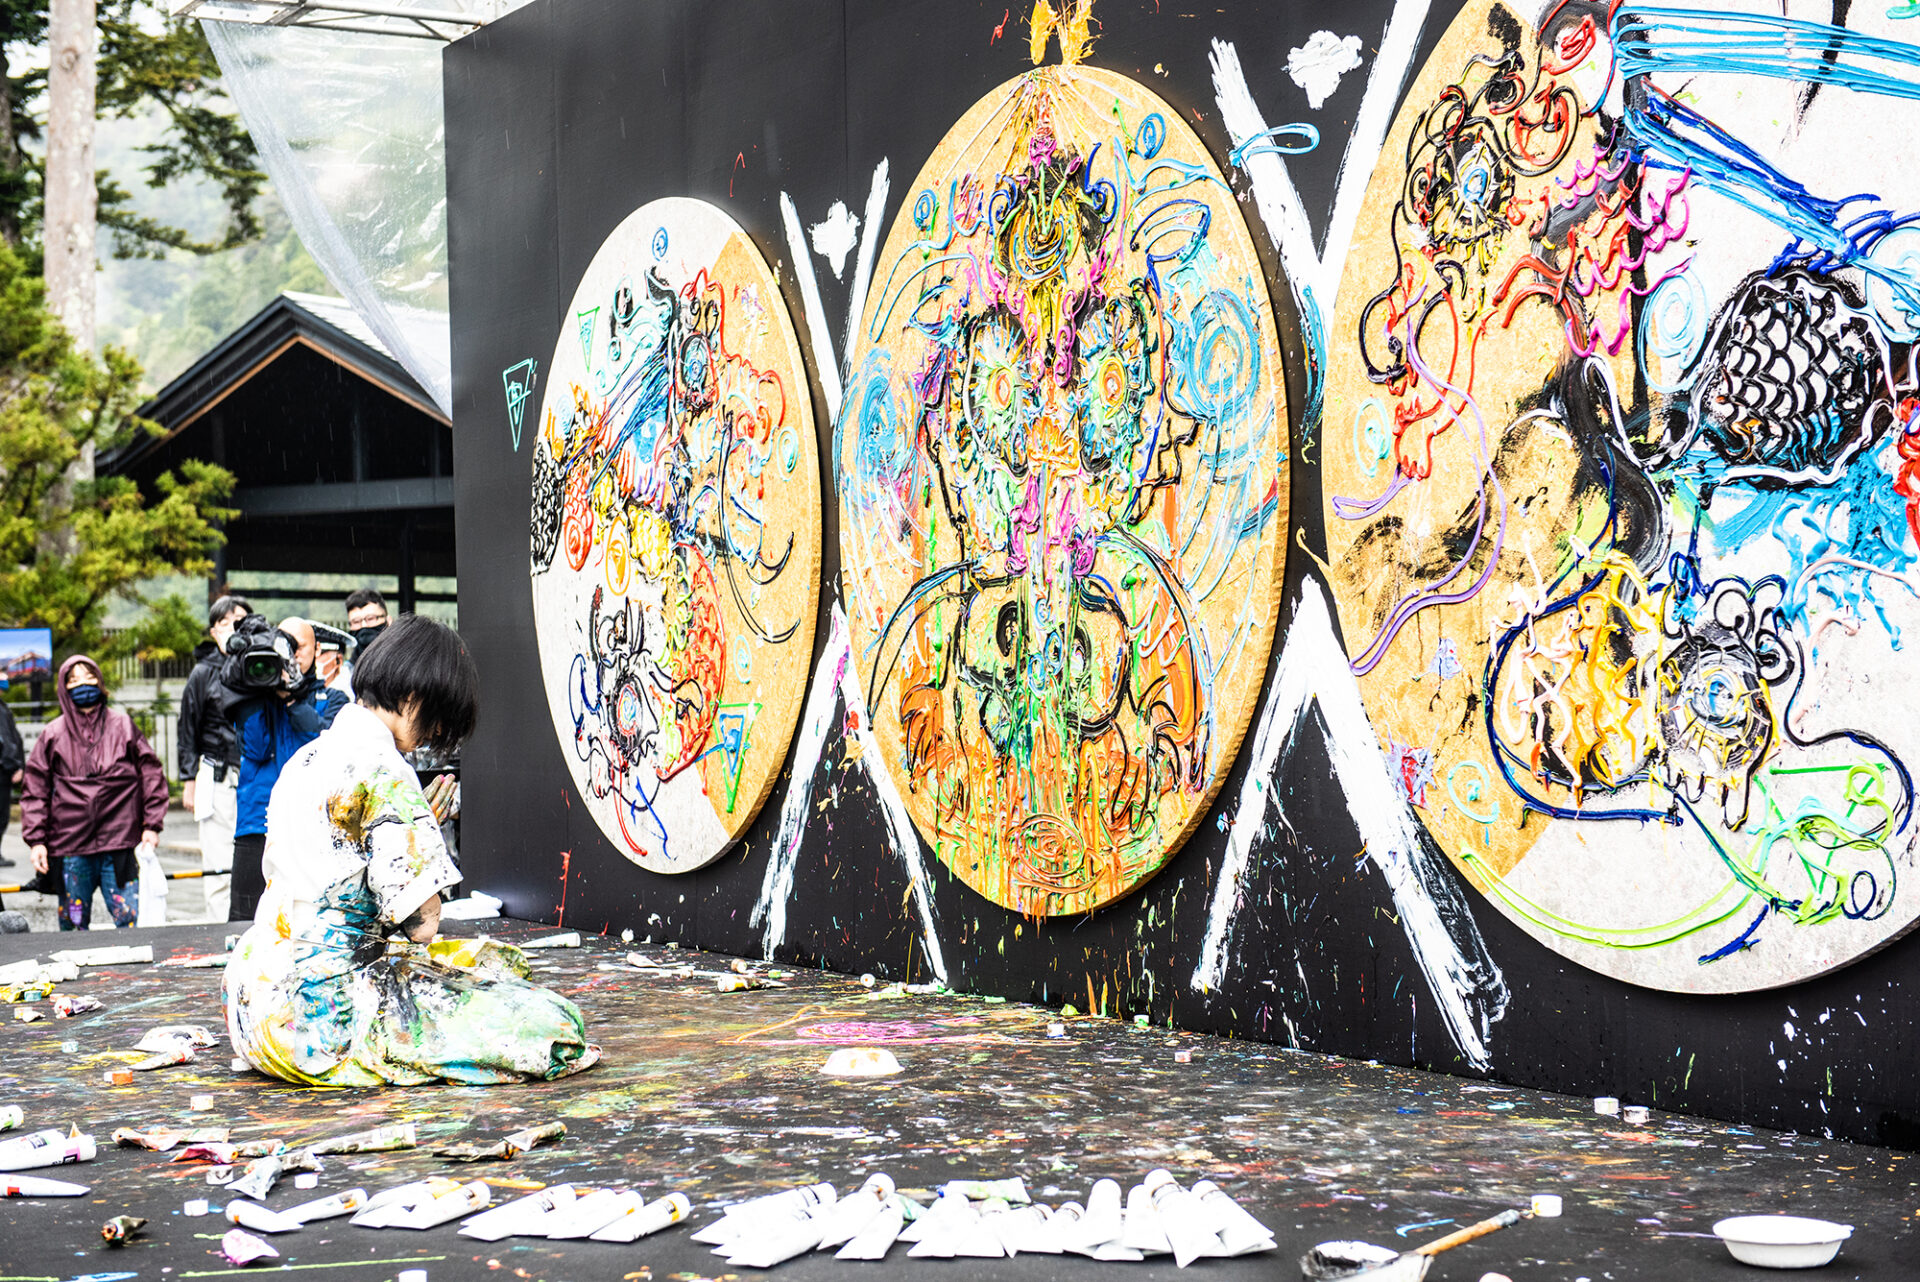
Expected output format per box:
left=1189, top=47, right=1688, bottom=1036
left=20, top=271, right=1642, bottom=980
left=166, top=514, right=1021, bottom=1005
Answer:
left=1322, top=0, right=1920, bottom=990
left=530, top=197, right=820, bottom=873
left=838, top=42, right=1290, bottom=916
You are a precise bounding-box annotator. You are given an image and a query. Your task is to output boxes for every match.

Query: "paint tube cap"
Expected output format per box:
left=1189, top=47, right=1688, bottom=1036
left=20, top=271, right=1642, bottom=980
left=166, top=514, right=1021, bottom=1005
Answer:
left=860, top=973, right=876, bottom=987
left=399, top=1272, right=427, bottom=1282
left=1174, top=1049, right=1194, bottom=1063
left=59, top=1041, right=76, bottom=1054
left=190, top=1094, right=216, bottom=1111
left=1133, top=1014, right=1149, bottom=1026
left=294, top=1173, right=319, bottom=1190
left=1530, top=1194, right=1562, bottom=1218
left=1593, top=1096, right=1619, bottom=1116
left=821, top=1048, right=902, bottom=1078
left=183, top=1199, right=208, bottom=1216
left=104, top=1070, right=133, bottom=1086
left=1621, top=1105, right=1650, bottom=1126
left=1479, top=1274, right=1516, bottom=1282
left=1046, top=1022, right=1067, bottom=1039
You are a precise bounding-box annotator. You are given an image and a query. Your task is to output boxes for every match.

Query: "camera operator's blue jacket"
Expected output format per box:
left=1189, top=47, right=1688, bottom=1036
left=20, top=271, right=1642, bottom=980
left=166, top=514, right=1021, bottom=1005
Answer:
left=235, top=680, right=348, bottom=838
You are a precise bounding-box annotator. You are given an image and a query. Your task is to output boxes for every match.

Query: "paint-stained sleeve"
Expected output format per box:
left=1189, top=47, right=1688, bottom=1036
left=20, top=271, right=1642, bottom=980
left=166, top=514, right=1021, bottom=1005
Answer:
left=361, top=767, right=461, bottom=924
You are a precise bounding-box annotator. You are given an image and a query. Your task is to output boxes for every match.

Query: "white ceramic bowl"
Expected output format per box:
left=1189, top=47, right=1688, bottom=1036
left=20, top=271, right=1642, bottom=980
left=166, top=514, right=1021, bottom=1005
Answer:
left=1712, top=1215, right=1853, bottom=1268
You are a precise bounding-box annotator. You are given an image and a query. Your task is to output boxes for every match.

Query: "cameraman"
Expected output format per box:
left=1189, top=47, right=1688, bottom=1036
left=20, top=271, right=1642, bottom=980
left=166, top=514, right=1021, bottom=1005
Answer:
left=179, top=595, right=254, bottom=921
left=225, top=616, right=347, bottom=921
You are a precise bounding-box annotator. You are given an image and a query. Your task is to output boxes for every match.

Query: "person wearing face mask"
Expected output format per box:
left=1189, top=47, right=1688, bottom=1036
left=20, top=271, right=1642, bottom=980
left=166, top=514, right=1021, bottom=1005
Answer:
left=345, top=589, right=390, bottom=658
left=228, top=618, right=348, bottom=921
left=20, top=657, right=168, bottom=930
left=177, top=594, right=253, bottom=921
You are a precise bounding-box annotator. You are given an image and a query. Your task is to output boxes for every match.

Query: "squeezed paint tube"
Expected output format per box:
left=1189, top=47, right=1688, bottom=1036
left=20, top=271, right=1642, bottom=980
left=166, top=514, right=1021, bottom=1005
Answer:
left=814, top=1173, right=895, bottom=1248
left=1189, top=1179, right=1276, bottom=1255
left=941, top=1175, right=1029, bottom=1204
left=991, top=1204, right=1057, bottom=1256
left=0, top=1175, right=89, bottom=1197
left=135, top=1024, right=219, bottom=1052
left=836, top=1199, right=905, bottom=1261
left=725, top=1213, right=827, bottom=1268
left=691, top=1181, right=838, bottom=1244
left=1145, top=1169, right=1228, bottom=1268
left=0, top=1106, right=20, bottom=1132
left=350, top=1177, right=460, bottom=1226
left=286, top=1187, right=367, bottom=1224
left=705, top=1195, right=819, bottom=1255
left=384, top=1180, right=491, bottom=1229
left=308, top=1121, right=417, bottom=1154
left=715, top=974, right=769, bottom=992
left=279, top=1149, right=322, bottom=1174
left=457, top=1183, right=576, bottom=1241
left=0, top=982, right=52, bottom=1002
left=129, top=1045, right=195, bottom=1071
left=114, top=1126, right=229, bottom=1152
left=591, top=1191, right=691, bottom=1243
left=220, top=1227, right=278, bottom=1265
left=1120, top=1184, right=1173, bottom=1255
left=101, top=1214, right=147, bottom=1244
left=48, top=944, right=152, bottom=966
left=13, top=1008, right=44, bottom=1022
left=438, top=1120, right=566, bottom=1162
left=907, top=1193, right=995, bottom=1259
left=1072, top=1178, right=1124, bottom=1251
left=226, top=1200, right=301, bottom=1234
left=49, top=994, right=101, bottom=1018
left=155, top=954, right=228, bottom=968
left=227, top=1156, right=284, bottom=1202
left=543, top=1188, right=633, bottom=1240
left=519, top=932, right=581, bottom=949
left=0, top=1130, right=95, bottom=1172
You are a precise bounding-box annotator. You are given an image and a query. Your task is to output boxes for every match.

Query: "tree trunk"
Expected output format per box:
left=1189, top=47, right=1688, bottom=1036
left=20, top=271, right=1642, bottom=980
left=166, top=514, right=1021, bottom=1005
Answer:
left=0, top=24, right=17, bottom=251
left=45, top=0, right=97, bottom=358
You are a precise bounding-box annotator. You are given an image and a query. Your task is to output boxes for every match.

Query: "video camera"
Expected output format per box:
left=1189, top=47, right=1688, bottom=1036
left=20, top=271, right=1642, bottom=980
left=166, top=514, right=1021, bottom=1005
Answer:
left=221, top=613, right=301, bottom=693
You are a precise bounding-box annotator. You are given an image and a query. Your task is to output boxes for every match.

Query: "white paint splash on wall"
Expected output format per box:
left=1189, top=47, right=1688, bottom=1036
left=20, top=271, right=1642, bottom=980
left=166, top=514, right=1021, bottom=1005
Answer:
left=1286, top=31, right=1365, bottom=110
left=809, top=200, right=860, bottom=279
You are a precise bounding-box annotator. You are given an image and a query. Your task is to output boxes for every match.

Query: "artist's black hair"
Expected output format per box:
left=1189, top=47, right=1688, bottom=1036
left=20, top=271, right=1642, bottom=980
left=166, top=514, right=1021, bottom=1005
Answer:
left=345, top=588, right=387, bottom=613
left=208, top=594, right=254, bottom=629
left=352, top=614, right=479, bottom=753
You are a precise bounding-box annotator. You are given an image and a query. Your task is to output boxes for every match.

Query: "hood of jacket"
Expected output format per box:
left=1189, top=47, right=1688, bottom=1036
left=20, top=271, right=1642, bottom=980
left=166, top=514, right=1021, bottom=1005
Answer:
left=54, top=654, right=104, bottom=722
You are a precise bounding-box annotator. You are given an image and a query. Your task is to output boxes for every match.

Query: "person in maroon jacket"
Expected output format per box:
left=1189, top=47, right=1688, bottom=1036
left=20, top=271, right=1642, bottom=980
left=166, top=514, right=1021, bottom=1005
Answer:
left=22, top=655, right=168, bottom=930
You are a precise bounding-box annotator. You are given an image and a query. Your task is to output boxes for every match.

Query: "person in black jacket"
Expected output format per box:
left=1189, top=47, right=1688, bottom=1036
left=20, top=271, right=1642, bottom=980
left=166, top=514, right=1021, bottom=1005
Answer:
left=0, top=691, right=23, bottom=869
left=177, top=595, right=252, bottom=921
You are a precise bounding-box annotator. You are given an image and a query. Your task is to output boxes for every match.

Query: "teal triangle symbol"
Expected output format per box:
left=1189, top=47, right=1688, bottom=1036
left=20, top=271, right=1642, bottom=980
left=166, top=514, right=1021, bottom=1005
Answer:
left=577, top=306, right=600, bottom=369
left=502, top=358, right=538, bottom=451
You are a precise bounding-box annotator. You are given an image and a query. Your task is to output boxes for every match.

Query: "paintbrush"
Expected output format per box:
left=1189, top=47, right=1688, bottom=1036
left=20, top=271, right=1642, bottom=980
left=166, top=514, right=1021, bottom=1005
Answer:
left=1302, top=1208, right=1527, bottom=1282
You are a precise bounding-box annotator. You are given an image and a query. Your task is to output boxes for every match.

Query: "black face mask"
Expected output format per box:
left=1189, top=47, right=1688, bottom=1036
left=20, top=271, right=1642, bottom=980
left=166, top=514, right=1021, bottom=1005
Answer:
left=351, top=623, right=387, bottom=653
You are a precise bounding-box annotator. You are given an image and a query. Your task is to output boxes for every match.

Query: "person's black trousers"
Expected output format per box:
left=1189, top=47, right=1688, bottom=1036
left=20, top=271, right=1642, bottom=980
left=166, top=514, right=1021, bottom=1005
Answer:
left=229, top=831, right=267, bottom=922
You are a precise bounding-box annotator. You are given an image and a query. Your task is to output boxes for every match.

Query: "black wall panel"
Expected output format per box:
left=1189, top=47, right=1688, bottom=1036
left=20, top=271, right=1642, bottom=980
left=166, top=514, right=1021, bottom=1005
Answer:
left=445, top=0, right=1920, bottom=1149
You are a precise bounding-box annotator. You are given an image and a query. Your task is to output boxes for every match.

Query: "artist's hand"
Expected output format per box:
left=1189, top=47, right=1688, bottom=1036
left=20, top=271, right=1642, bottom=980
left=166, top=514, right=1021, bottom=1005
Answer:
left=9, top=770, right=19, bottom=784
left=30, top=845, right=47, bottom=875
left=423, top=773, right=457, bottom=825
left=140, top=830, right=161, bottom=848
left=400, top=894, right=442, bottom=944
left=182, top=780, right=196, bottom=811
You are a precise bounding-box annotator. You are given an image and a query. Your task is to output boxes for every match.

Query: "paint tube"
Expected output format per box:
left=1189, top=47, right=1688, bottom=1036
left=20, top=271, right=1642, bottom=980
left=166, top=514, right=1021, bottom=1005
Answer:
left=113, top=1127, right=229, bottom=1152
left=438, top=1120, right=567, bottom=1162
left=591, top=1192, right=691, bottom=1243
left=135, top=1025, right=219, bottom=1052
left=1042, top=1201, right=1084, bottom=1252
left=940, top=1176, right=1029, bottom=1204
left=0, top=1130, right=95, bottom=1172
left=0, top=982, right=52, bottom=1003
left=690, top=1181, right=838, bottom=1244
left=349, top=1178, right=459, bottom=1226
left=836, top=1198, right=905, bottom=1260
left=504, top=1120, right=566, bottom=1156
left=543, top=1188, right=634, bottom=1240
left=715, top=974, right=768, bottom=992
left=155, top=954, right=228, bottom=968
left=0, top=1107, right=20, bottom=1132
left=226, top=1200, right=302, bottom=1234
left=457, top=1184, right=576, bottom=1241
left=725, top=1213, right=829, bottom=1268
left=814, top=1173, right=895, bottom=1248
left=130, top=1045, right=195, bottom=1072
left=13, top=1008, right=43, bottom=1022
left=48, top=944, right=152, bottom=966
left=906, top=1192, right=988, bottom=1259
left=309, top=1123, right=417, bottom=1155
left=383, top=1180, right=491, bottom=1230
left=1144, top=1169, right=1228, bottom=1268
left=226, top=1156, right=284, bottom=1202
left=520, top=932, right=581, bottom=949
left=101, top=1214, right=146, bottom=1244
left=1189, top=1179, right=1276, bottom=1255
left=220, top=1228, right=278, bottom=1265
left=0, top=1175, right=89, bottom=1197
left=49, top=994, right=100, bottom=1018
left=280, top=1149, right=323, bottom=1174
left=989, top=1204, right=1055, bottom=1256
left=1120, top=1183, right=1173, bottom=1255
left=1070, top=1177, right=1124, bottom=1251
left=285, top=1187, right=367, bottom=1224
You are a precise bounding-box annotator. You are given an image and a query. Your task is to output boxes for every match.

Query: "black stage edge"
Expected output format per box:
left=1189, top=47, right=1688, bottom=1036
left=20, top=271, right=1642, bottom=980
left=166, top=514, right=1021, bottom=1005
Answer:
left=0, top=923, right=1912, bottom=1279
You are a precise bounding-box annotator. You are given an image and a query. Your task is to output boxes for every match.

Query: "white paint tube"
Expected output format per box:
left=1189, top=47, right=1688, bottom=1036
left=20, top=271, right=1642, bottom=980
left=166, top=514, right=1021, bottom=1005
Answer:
left=0, top=1174, right=89, bottom=1197
left=519, top=932, right=581, bottom=950
left=835, top=1198, right=904, bottom=1261
left=457, top=1184, right=576, bottom=1241
left=543, top=1188, right=634, bottom=1240
left=285, top=1188, right=367, bottom=1224
left=225, top=1156, right=283, bottom=1202
left=0, top=1131, right=94, bottom=1172
left=225, top=1200, right=301, bottom=1234
left=351, top=1178, right=462, bottom=1227
left=1120, top=1184, right=1173, bottom=1255
left=908, top=1193, right=997, bottom=1259
left=953, top=1199, right=1010, bottom=1258
left=48, top=944, right=152, bottom=966
left=590, top=1192, right=690, bottom=1243
left=987, top=1203, right=1051, bottom=1256
left=1071, top=1178, right=1124, bottom=1251
left=813, top=1173, right=894, bottom=1249
left=1145, top=1169, right=1229, bottom=1268
left=1041, top=1201, right=1085, bottom=1253
left=722, top=1211, right=826, bottom=1268
left=940, top=1175, right=1029, bottom=1204
left=383, top=1181, right=490, bottom=1230
left=690, top=1181, right=837, bottom=1244
left=1190, top=1179, right=1276, bottom=1255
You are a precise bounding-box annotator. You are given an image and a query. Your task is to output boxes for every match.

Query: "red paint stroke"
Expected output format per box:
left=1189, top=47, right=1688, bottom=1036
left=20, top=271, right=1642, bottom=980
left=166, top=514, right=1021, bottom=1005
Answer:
left=990, top=7, right=1009, bottom=42
left=557, top=848, right=571, bottom=927
left=729, top=151, right=745, bottom=198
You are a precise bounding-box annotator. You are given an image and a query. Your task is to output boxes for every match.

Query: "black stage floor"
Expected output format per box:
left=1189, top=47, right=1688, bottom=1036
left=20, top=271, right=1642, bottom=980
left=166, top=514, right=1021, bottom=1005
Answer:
left=0, top=920, right=1911, bottom=1281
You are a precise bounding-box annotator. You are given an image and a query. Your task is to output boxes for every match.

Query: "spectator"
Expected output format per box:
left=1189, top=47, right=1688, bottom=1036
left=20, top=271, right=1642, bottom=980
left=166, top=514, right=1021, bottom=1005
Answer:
left=345, top=589, right=390, bottom=656
left=0, top=689, right=22, bottom=868
left=178, top=594, right=252, bottom=921
left=22, top=656, right=167, bottom=931
left=229, top=619, right=348, bottom=921
left=311, top=621, right=355, bottom=697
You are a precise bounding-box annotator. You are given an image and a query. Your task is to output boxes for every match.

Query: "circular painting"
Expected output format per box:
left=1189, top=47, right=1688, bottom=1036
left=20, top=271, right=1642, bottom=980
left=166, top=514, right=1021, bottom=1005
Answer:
left=530, top=197, right=820, bottom=872
left=1321, top=0, right=1920, bottom=990
left=838, top=60, right=1290, bottom=915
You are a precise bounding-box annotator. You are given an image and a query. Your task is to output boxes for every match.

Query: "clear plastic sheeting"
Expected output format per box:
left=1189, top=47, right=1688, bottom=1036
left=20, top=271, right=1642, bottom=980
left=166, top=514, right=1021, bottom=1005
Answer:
left=202, top=0, right=537, bottom=414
